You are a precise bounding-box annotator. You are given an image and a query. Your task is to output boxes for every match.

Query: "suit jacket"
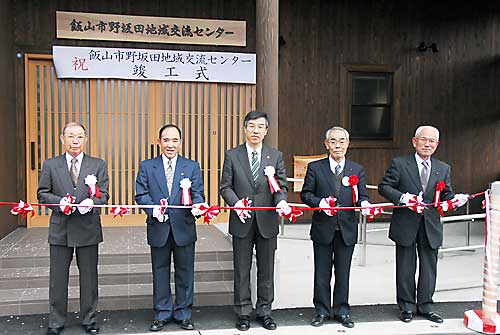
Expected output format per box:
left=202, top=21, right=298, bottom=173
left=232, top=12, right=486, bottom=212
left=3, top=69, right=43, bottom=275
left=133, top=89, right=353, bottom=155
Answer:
left=378, top=155, right=454, bottom=249
left=220, top=143, right=288, bottom=239
left=135, top=155, right=205, bottom=247
left=37, top=154, right=109, bottom=247
left=300, top=158, right=369, bottom=246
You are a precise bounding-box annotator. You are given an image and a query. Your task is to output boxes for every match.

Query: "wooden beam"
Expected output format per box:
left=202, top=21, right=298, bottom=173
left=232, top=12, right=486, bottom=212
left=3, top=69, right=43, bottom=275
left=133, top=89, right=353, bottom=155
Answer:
left=256, top=0, right=279, bottom=147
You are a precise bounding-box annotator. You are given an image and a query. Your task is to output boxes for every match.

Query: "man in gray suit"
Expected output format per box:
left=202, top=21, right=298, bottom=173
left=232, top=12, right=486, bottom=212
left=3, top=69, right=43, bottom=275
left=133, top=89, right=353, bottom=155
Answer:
left=379, top=125, right=468, bottom=324
left=38, top=122, right=109, bottom=335
left=220, top=110, right=289, bottom=331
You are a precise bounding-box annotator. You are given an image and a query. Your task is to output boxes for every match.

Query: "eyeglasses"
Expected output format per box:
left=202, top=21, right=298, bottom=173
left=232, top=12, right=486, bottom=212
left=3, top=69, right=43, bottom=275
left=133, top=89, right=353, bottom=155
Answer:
left=417, top=137, right=439, bottom=145
left=246, top=123, right=267, bottom=131
left=327, top=138, right=348, bottom=145
left=64, top=134, right=85, bottom=141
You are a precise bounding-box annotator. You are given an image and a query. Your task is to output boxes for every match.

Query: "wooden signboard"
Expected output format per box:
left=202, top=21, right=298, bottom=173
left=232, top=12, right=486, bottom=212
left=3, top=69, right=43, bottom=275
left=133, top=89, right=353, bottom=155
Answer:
left=293, top=154, right=327, bottom=192
left=56, top=11, right=246, bottom=47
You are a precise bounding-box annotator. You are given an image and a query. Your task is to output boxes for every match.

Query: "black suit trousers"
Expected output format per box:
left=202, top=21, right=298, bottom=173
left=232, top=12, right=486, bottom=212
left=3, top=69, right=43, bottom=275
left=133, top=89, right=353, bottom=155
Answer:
left=232, top=218, right=277, bottom=317
left=313, top=230, right=354, bottom=317
left=395, top=220, right=438, bottom=313
left=49, top=244, right=98, bottom=328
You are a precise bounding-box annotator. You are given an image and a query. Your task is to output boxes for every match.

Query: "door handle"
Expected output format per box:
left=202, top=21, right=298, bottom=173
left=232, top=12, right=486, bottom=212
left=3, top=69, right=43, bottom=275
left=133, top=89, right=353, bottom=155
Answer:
left=150, top=144, right=154, bottom=159
left=30, top=141, right=35, bottom=170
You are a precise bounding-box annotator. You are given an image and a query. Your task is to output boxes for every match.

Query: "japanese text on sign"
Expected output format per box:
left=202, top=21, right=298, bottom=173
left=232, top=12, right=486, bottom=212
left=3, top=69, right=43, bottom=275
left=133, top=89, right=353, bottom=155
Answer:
left=53, top=46, right=256, bottom=84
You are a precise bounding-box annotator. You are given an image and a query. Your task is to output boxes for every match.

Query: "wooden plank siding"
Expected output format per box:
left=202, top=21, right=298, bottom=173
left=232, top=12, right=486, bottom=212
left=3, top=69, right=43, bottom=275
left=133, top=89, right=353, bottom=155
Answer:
left=278, top=1, right=500, bottom=211
left=2, top=0, right=500, bottom=232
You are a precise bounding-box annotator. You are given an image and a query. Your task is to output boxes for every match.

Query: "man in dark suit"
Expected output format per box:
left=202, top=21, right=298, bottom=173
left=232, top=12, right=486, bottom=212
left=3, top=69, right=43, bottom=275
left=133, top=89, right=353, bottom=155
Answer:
left=379, top=125, right=468, bottom=324
left=300, top=126, right=370, bottom=328
left=38, top=122, right=109, bottom=335
left=220, top=110, right=289, bottom=331
left=135, top=124, right=205, bottom=332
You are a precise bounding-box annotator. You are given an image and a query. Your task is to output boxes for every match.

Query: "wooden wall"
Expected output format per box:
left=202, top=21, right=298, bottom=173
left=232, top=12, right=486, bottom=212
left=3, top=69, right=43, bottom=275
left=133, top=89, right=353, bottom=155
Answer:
left=279, top=0, right=500, bottom=210
left=0, top=0, right=18, bottom=237
left=5, top=0, right=500, bottom=237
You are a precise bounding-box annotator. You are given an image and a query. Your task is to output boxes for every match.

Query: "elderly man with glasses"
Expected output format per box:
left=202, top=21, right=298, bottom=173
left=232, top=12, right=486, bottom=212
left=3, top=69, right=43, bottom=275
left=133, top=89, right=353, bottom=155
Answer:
left=379, top=125, right=468, bottom=324
left=301, top=126, right=372, bottom=328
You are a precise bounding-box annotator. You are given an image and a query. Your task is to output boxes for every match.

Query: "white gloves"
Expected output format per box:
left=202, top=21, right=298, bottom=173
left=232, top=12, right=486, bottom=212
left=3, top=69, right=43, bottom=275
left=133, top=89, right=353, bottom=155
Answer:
left=453, top=193, right=469, bottom=208
left=59, top=194, right=76, bottom=215
left=234, top=198, right=252, bottom=223
left=77, top=198, right=94, bottom=215
left=400, top=192, right=424, bottom=213
left=319, top=196, right=337, bottom=216
left=275, top=200, right=292, bottom=216
left=360, top=200, right=372, bottom=216
left=400, top=192, right=414, bottom=205
left=191, top=202, right=209, bottom=217
left=152, top=199, right=169, bottom=222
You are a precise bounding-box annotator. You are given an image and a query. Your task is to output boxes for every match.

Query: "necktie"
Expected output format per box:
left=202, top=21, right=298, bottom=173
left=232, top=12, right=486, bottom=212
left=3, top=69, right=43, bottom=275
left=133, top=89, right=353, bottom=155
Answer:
left=251, top=151, right=259, bottom=183
left=166, top=160, right=174, bottom=193
left=70, top=158, right=78, bottom=188
left=420, top=161, right=429, bottom=191
left=335, top=164, right=341, bottom=176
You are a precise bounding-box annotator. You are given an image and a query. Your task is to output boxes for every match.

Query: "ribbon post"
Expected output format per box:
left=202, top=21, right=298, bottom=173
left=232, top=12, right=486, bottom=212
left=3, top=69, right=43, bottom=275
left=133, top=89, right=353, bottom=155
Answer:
left=464, top=184, right=500, bottom=334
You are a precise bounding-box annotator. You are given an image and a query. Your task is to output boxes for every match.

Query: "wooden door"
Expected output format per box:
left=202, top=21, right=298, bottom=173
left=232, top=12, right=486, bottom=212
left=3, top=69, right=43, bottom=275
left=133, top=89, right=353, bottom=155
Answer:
left=25, top=54, right=255, bottom=227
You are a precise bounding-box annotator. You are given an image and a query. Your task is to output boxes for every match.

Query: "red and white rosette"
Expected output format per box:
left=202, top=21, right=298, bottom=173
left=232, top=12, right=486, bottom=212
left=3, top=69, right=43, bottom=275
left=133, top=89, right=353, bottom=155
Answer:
left=84, top=174, right=102, bottom=198
left=10, top=200, right=35, bottom=219
left=180, top=178, right=192, bottom=205
left=194, top=203, right=221, bottom=224
left=111, top=206, right=130, bottom=218
left=434, top=181, right=446, bottom=207
left=282, top=206, right=303, bottom=223
left=342, top=175, right=359, bottom=204
left=264, top=166, right=282, bottom=194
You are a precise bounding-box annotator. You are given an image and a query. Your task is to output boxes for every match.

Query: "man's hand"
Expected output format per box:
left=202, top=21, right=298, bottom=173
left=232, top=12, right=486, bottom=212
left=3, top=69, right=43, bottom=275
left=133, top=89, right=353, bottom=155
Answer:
left=77, top=198, right=94, bottom=215
left=234, top=198, right=252, bottom=223
left=275, top=200, right=292, bottom=216
left=152, top=199, right=169, bottom=222
left=453, top=193, right=469, bottom=208
left=360, top=200, right=372, bottom=217
left=319, top=196, right=337, bottom=216
left=59, top=194, right=76, bottom=215
left=191, top=202, right=209, bottom=217
left=399, top=192, right=416, bottom=206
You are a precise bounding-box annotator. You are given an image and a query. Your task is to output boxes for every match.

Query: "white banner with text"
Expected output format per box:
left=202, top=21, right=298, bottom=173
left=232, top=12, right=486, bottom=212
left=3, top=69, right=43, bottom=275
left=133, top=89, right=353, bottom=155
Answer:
left=53, top=46, right=256, bottom=84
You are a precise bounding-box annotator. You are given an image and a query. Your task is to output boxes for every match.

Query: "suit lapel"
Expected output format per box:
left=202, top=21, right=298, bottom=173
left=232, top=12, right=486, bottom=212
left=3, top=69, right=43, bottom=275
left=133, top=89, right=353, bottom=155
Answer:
left=340, top=160, right=356, bottom=198
left=426, top=157, right=442, bottom=196
left=77, top=155, right=92, bottom=196
left=153, top=156, right=169, bottom=199
left=258, top=145, right=272, bottom=187
left=318, top=158, right=338, bottom=196
left=170, top=155, right=185, bottom=202
left=237, top=144, right=254, bottom=185
left=55, top=155, right=76, bottom=195
left=405, top=156, right=423, bottom=191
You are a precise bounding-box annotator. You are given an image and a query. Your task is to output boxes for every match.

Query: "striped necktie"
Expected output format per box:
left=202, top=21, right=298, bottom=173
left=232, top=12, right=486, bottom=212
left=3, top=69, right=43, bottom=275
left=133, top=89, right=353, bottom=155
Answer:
left=70, top=158, right=78, bottom=188
left=251, top=151, right=259, bottom=183
left=335, top=164, right=341, bottom=176
left=166, top=160, right=174, bottom=193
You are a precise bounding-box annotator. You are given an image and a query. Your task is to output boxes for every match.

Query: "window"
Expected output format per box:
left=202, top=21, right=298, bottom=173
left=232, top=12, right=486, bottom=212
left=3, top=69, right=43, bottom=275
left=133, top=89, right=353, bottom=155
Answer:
left=340, top=64, right=400, bottom=148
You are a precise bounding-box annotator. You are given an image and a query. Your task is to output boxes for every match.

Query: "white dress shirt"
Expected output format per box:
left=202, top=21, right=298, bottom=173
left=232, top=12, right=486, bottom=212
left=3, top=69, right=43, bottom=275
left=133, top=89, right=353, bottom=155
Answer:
left=65, top=152, right=84, bottom=174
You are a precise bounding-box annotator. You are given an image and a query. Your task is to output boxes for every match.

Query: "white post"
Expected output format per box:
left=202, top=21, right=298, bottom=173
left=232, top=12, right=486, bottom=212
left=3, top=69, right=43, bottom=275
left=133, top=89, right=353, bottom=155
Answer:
left=464, top=182, right=500, bottom=333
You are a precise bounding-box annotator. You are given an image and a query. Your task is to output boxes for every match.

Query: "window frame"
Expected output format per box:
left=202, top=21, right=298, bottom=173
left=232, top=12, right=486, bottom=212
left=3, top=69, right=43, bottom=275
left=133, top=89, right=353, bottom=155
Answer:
left=339, top=64, right=401, bottom=149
